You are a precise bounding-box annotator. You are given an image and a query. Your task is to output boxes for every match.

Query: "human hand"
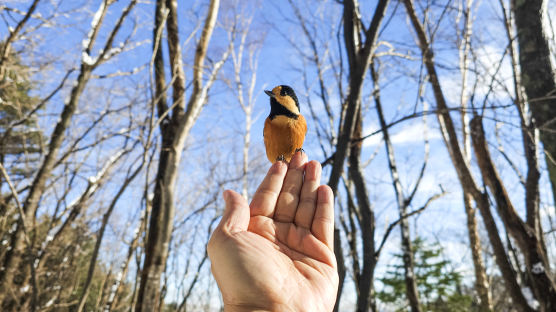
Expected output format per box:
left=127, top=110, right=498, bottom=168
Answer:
left=207, top=152, right=338, bottom=312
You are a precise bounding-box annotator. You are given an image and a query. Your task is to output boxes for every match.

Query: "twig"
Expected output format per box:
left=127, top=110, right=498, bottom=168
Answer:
left=374, top=191, right=446, bottom=260
left=0, top=163, right=28, bottom=244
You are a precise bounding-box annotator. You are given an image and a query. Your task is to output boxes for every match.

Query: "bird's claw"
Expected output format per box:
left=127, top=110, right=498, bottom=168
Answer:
left=276, top=155, right=286, bottom=162
left=295, top=148, right=305, bottom=154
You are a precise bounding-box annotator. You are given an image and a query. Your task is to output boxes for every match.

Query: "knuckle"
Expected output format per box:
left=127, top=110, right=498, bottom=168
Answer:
left=299, top=196, right=316, bottom=206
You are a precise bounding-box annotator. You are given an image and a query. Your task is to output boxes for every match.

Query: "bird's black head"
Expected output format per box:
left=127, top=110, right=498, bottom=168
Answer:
left=264, top=85, right=300, bottom=120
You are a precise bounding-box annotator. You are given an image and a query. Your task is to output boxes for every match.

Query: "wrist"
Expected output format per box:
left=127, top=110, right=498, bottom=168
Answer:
left=224, top=303, right=293, bottom=312
left=224, top=307, right=271, bottom=312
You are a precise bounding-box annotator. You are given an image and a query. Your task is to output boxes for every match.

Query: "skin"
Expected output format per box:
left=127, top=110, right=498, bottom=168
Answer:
left=207, top=152, right=339, bottom=312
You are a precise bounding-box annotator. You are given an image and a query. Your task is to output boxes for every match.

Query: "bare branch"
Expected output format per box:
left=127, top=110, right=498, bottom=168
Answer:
left=374, top=191, right=446, bottom=261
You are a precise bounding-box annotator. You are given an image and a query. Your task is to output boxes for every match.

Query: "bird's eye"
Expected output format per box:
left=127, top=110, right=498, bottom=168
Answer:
left=280, top=86, right=293, bottom=97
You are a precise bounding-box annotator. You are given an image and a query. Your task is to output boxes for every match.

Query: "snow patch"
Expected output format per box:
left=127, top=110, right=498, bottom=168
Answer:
left=522, top=287, right=540, bottom=309
left=531, top=262, right=544, bottom=274
left=45, top=298, right=55, bottom=307
left=82, top=52, right=97, bottom=66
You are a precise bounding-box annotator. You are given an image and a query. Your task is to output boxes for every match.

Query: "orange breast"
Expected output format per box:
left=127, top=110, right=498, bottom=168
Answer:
left=263, top=115, right=307, bottom=163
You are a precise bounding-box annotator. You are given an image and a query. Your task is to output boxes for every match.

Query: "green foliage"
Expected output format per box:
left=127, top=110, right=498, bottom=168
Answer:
left=0, top=42, right=43, bottom=178
left=37, top=216, right=132, bottom=311
left=163, top=302, right=179, bottom=312
left=0, top=215, right=133, bottom=311
left=377, top=237, right=473, bottom=312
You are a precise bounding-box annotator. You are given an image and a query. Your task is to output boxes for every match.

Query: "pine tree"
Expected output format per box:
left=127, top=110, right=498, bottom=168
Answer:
left=0, top=42, right=43, bottom=180
left=377, top=237, right=473, bottom=312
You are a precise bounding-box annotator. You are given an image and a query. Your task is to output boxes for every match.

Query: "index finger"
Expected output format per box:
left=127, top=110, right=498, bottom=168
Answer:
left=249, top=161, right=287, bottom=217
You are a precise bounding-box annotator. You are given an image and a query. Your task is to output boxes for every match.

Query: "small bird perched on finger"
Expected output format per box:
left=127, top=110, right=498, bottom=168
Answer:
left=263, top=85, right=307, bottom=163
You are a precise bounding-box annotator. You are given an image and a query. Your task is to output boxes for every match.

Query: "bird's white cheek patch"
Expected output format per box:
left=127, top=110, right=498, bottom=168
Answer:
left=276, top=95, right=299, bottom=115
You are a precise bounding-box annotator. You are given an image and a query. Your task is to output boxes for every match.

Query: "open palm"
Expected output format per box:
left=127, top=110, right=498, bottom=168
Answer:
left=208, top=152, right=338, bottom=312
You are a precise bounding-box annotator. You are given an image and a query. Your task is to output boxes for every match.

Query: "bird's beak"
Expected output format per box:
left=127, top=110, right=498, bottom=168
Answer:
left=264, top=90, right=275, bottom=98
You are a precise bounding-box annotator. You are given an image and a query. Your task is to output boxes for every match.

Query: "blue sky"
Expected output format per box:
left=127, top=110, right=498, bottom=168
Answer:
left=2, top=0, right=556, bottom=309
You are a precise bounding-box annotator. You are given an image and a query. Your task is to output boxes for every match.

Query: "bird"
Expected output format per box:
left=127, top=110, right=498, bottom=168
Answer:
left=263, top=85, right=307, bottom=163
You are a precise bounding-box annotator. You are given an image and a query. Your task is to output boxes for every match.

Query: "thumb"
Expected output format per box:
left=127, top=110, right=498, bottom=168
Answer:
left=219, top=190, right=250, bottom=234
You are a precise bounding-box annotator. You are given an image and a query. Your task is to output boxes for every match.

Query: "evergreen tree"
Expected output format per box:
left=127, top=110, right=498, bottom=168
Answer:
left=377, top=237, right=473, bottom=312
left=0, top=42, right=43, bottom=180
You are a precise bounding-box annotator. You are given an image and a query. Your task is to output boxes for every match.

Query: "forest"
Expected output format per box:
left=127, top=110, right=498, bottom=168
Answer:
left=1, top=0, right=555, bottom=311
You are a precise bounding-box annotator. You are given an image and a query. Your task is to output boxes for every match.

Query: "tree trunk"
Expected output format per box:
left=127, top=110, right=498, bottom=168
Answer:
left=332, top=228, right=346, bottom=312
left=327, top=1, right=390, bottom=310
left=463, top=193, right=492, bottom=311
left=135, top=0, right=221, bottom=311
left=513, top=0, right=556, bottom=206
left=374, top=72, right=421, bottom=312
left=135, top=1, right=173, bottom=310
left=471, top=116, right=556, bottom=311
left=348, top=107, right=377, bottom=312
left=401, top=1, right=534, bottom=310
left=76, top=164, right=143, bottom=312
left=457, top=2, right=492, bottom=305
left=0, top=68, right=91, bottom=307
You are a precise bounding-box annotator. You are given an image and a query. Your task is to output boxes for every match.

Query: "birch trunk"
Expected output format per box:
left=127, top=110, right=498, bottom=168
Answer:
left=457, top=2, right=491, bottom=308
left=463, top=193, right=491, bottom=311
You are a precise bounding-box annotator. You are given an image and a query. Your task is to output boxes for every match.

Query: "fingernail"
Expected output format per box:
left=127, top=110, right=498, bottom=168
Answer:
left=272, top=161, right=283, bottom=171
left=223, top=190, right=229, bottom=202
left=306, top=162, right=317, bottom=180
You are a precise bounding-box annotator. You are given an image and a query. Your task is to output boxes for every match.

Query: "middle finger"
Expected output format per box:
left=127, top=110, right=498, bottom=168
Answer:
left=274, top=151, right=307, bottom=222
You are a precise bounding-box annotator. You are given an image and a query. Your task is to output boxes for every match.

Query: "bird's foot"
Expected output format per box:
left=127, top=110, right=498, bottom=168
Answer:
left=295, top=148, right=305, bottom=154
left=276, top=155, right=286, bottom=162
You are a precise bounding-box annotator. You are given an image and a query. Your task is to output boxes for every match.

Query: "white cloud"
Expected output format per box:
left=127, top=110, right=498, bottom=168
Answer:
left=439, top=43, right=514, bottom=107
left=363, top=121, right=442, bottom=147
left=361, top=124, right=382, bottom=147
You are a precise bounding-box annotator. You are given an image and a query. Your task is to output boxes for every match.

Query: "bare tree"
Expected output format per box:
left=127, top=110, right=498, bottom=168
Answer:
left=326, top=1, right=390, bottom=310
left=283, top=1, right=443, bottom=310
left=76, top=150, right=144, bottom=312
left=457, top=1, right=492, bottom=309
left=0, top=0, right=138, bottom=308
left=470, top=117, right=556, bottom=311
left=371, top=63, right=423, bottom=312
left=401, top=0, right=556, bottom=310
left=135, top=0, right=229, bottom=310
left=223, top=2, right=265, bottom=200
left=1, top=0, right=554, bottom=311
